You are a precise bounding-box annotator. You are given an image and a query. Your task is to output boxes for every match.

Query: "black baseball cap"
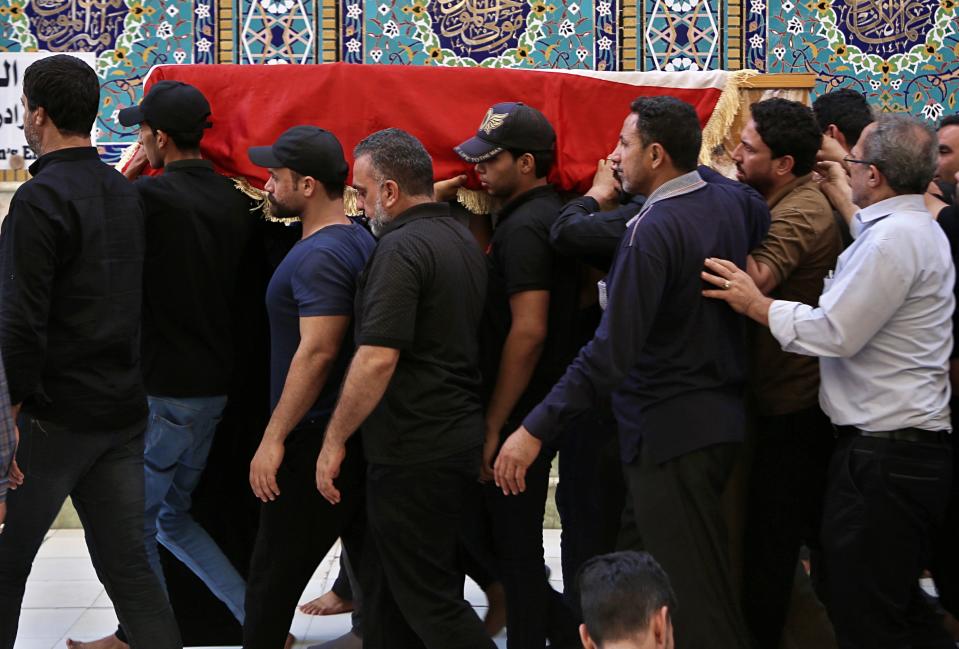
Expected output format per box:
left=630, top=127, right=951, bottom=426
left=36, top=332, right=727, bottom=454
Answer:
left=118, top=81, right=212, bottom=133
left=247, top=125, right=348, bottom=183
left=455, top=102, right=556, bottom=163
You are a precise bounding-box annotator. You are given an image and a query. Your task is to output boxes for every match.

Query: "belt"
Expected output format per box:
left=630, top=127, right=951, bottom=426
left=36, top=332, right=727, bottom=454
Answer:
left=833, top=425, right=950, bottom=444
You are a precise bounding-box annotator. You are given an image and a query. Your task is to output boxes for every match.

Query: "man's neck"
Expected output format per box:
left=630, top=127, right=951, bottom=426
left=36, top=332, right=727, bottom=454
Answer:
left=162, top=148, right=202, bottom=166
left=301, top=199, right=350, bottom=239
left=762, top=173, right=798, bottom=202
left=38, top=134, right=92, bottom=157
left=503, top=177, right=548, bottom=204
left=642, top=167, right=688, bottom=197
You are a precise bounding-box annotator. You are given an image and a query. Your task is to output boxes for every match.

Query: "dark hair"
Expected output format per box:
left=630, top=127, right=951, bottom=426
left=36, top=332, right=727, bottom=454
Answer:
left=941, top=114, right=959, bottom=130
left=289, top=170, right=345, bottom=200
left=150, top=126, right=204, bottom=152
left=750, top=98, right=822, bottom=177
left=506, top=148, right=555, bottom=178
left=812, top=88, right=873, bottom=147
left=354, top=128, right=434, bottom=197
left=578, top=551, right=677, bottom=645
left=630, top=96, right=701, bottom=172
left=23, top=54, right=100, bottom=136
left=860, top=114, right=937, bottom=195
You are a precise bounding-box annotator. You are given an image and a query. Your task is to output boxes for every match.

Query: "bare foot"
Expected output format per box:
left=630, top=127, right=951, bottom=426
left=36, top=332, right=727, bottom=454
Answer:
left=65, top=634, right=129, bottom=649
left=299, top=590, right=353, bottom=616
left=483, top=581, right=506, bottom=637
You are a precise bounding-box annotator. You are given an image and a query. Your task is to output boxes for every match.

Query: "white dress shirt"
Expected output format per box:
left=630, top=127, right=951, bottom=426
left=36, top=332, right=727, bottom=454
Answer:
left=768, top=194, right=954, bottom=432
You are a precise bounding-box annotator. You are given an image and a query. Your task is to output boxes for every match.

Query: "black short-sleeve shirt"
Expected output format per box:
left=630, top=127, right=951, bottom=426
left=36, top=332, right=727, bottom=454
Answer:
left=355, top=202, right=488, bottom=465
left=480, top=185, right=579, bottom=429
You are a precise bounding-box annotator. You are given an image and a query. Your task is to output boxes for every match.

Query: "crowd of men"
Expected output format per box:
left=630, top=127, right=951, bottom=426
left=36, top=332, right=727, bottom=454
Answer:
left=0, top=54, right=958, bottom=649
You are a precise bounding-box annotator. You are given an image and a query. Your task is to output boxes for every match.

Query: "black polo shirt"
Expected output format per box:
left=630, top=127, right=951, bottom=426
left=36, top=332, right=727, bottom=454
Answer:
left=479, top=185, right=580, bottom=431
left=355, top=202, right=487, bottom=465
left=134, top=159, right=256, bottom=397
left=0, top=147, right=147, bottom=430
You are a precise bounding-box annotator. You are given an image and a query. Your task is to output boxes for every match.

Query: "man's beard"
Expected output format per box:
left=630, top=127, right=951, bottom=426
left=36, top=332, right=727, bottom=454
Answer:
left=268, top=194, right=300, bottom=220
left=368, top=196, right=391, bottom=237
left=23, top=122, right=41, bottom=157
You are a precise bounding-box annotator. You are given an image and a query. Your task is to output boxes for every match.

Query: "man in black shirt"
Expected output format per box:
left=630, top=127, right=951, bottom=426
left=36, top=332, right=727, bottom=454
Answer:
left=454, top=102, right=579, bottom=648
left=0, top=55, right=180, bottom=649
left=315, top=128, right=493, bottom=649
left=68, top=81, right=257, bottom=649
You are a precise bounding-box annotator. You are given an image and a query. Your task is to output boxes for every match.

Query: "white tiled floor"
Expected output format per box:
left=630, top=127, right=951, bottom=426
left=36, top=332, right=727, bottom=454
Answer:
left=15, top=529, right=565, bottom=649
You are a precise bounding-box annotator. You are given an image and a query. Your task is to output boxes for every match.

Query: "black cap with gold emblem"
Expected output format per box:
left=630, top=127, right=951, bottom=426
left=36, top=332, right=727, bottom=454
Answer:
left=455, top=102, right=556, bottom=164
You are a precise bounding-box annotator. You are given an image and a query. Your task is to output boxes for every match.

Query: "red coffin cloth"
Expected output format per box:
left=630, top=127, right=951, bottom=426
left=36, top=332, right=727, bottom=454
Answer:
left=145, top=63, right=725, bottom=194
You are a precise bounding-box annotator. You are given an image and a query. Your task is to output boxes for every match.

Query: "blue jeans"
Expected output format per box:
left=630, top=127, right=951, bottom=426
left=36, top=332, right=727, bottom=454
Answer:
left=142, top=395, right=246, bottom=622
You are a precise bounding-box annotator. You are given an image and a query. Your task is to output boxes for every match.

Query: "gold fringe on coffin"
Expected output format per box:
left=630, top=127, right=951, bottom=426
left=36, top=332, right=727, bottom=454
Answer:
left=456, top=187, right=494, bottom=215
left=699, top=69, right=759, bottom=165
left=231, top=178, right=364, bottom=222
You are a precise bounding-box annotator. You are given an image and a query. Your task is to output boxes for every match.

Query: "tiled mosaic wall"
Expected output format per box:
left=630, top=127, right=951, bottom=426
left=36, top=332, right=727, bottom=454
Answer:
left=0, top=0, right=956, bottom=159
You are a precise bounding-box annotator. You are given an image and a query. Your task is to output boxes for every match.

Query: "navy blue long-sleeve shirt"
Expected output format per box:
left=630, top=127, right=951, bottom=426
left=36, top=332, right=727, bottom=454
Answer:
left=524, top=169, right=770, bottom=464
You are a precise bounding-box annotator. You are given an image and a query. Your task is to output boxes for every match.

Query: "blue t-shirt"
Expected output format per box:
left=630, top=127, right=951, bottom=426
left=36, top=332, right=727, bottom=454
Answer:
left=266, top=222, right=376, bottom=429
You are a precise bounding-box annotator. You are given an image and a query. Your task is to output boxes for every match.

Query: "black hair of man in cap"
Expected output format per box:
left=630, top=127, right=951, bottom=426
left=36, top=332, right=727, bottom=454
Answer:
left=118, top=80, right=213, bottom=173
left=248, top=125, right=350, bottom=224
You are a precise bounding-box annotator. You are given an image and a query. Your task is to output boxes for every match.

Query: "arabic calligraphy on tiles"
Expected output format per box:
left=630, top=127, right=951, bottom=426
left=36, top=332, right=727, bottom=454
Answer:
left=431, top=0, right=530, bottom=58
left=834, top=0, right=939, bottom=55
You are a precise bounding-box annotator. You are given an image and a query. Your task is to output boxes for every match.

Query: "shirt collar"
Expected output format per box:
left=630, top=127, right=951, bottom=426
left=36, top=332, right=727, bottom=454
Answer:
left=626, top=169, right=705, bottom=232
left=28, top=146, right=99, bottom=176
left=164, top=159, right=214, bottom=173
left=767, top=173, right=813, bottom=209
left=856, top=194, right=929, bottom=225
left=377, top=201, right=451, bottom=237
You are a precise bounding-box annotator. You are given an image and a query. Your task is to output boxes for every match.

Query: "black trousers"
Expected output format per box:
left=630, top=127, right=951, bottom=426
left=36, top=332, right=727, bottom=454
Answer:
left=932, top=402, right=959, bottom=617
left=619, top=441, right=752, bottom=649
left=821, top=434, right=953, bottom=649
left=485, top=445, right=579, bottom=649
left=0, top=415, right=180, bottom=649
left=361, top=447, right=495, bottom=649
left=242, top=427, right=366, bottom=649
left=555, top=408, right=625, bottom=620
left=742, top=405, right=835, bottom=648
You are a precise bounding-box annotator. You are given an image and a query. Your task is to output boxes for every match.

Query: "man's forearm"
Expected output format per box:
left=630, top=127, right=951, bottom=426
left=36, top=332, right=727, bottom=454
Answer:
left=324, top=345, right=399, bottom=446
left=264, top=349, right=336, bottom=443
left=485, top=330, right=545, bottom=435
left=746, top=295, right=774, bottom=327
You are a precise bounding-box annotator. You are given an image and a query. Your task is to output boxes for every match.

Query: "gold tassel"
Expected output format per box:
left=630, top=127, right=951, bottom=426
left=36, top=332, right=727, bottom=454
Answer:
left=114, top=142, right=140, bottom=173
left=231, top=177, right=301, bottom=224
left=455, top=187, right=494, bottom=215
left=344, top=186, right=360, bottom=216
left=700, top=69, right=759, bottom=165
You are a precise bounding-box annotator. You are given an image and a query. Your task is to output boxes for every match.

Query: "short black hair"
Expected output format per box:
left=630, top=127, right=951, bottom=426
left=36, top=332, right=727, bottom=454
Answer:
left=23, top=54, right=100, bottom=137
left=750, top=98, right=822, bottom=177
left=630, top=96, right=701, bottom=172
left=506, top=147, right=555, bottom=178
left=812, top=88, right=873, bottom=147
left=150, top=126, right=204, bottom=152
left=579, top=551, right=677, bottom=646
left=289, top=170, right=345, bottom=200
left=941, top=114, right=959, bottom=130
left=354, top=128, right=434, bottom=198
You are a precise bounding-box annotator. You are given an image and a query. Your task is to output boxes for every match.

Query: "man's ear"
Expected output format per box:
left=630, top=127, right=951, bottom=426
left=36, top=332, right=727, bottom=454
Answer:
left=519, top=152, right=536, bottom=176
left=301, top=175, right=317, bottom=198
left=579, top=623, right=598, bottom=649
left=774, top=154, right=796, bottom=177
left=382, top=179, right=401, bottom=208
left=652, top=606, right=671, bottom=647
left=826, top=124, right=849, bottom=151
left=649, top=143, right=665, bottom=169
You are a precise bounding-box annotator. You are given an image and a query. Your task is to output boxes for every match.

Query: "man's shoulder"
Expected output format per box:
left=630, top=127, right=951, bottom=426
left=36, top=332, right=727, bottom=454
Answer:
left=774, top=180, right=834, bottom=223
